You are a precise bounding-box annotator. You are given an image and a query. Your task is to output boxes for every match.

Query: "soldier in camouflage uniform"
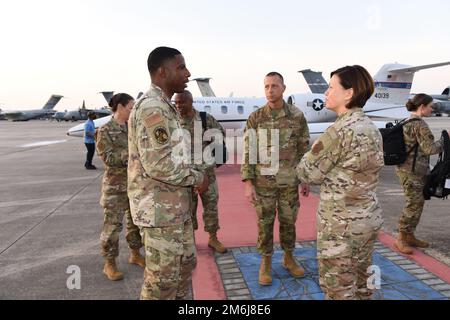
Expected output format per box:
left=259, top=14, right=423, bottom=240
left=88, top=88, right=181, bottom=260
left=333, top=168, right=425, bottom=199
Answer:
left=174, top=90, right=227, bottom=253
left=241, top=72, right=310, bottom=286
left=128, top=47, right=207, bottom=300
left=296, top=66, right=384, bottom=300
left=395, top=94, right=445, bottom=254
left=96, top=93, right=145, bottom=281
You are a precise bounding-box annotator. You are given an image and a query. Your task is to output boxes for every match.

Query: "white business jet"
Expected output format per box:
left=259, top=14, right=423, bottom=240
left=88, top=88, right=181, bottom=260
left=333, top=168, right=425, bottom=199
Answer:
left=66, top=61, right=450, bottom=142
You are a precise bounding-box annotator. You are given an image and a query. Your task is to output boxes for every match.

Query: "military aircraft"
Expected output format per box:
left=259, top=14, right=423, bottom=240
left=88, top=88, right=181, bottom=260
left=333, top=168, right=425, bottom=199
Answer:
left=98, top=91, right=144, bottom=105
left=430, top=86, right=450, bottom=116
left=298, top=69, right=329, bottom=94
left=3, top=95, right=63, bottom=121
left=66, top=61, right=450, bottom=141
left=99, top=91, right=114, bottom=105
left=63, top=100, right=111, bottom=121
left=192, top=78, right=216, bottom=97
left=52, top=110, right=68, bottom=122
left=301, top=69, right=450, bottom=117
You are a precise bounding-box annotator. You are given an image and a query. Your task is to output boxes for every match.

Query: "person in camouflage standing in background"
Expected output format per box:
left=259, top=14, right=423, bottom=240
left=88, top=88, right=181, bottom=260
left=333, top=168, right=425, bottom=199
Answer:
left=241, top=72, right=310, bottom=286
left=296, top=66, right=384, bottom=300
left=394, top=94, right=447, bottom=255
left=96, top=93, right=145, bottom=281
left=174, top=90, right=227, bottom=254
left=128, top=47, right=208, bottom=300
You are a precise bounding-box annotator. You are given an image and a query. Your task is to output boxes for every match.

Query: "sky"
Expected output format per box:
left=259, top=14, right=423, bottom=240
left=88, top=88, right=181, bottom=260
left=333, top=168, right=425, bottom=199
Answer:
left=0, top=0, right=449, bottom=111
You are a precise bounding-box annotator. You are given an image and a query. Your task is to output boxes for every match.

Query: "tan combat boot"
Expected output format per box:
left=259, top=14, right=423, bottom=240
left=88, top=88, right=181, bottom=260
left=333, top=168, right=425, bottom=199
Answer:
left=103, top=258, right=124, bottom=281
left=406, top=233, right=429, bottom=248
left=208, top=232, right=227, bottom=254
left=395, top=232, right=414, bottom=254
left=282, top=251, right=305, bottom=278
left=259, top=255, right=272, bottom=286
left=128, top=248, right=146, bottom=268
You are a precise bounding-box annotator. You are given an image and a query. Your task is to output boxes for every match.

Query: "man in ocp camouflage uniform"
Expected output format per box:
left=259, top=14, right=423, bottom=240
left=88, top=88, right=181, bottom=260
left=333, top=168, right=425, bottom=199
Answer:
left=128, top=47, right=208, bottom=300
left=241, top=72, right=310, bottom=286
left=174, top=90, right=227, bottom=254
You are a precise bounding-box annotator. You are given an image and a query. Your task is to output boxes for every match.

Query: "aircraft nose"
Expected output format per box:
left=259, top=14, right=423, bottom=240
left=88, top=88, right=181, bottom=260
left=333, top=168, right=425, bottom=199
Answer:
left=433, top=101, right=441, bottom=112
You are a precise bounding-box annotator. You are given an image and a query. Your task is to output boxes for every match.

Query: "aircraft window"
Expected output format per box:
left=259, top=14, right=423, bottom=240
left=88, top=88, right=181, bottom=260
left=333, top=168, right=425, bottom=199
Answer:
left=221, top=106, right=228, bottom=114
left=237, top=106, right=244, bottom=114
left=253, top=106, right=259, bottom=111
left=204, top=106, right=211, bottom=113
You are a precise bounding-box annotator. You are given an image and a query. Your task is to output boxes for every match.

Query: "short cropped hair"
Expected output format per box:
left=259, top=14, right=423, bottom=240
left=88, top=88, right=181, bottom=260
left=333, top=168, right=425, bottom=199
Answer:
left=87, top=111, right=97, bottom=120
left=331, top=65, right=374, bottom=109
left=406, top=94, right=433, bottom=111
left=147, top=46, right=181, bottom=75
left=265, top=72, right=284, bottom=84
left=175, top=90, right=193, bottom=101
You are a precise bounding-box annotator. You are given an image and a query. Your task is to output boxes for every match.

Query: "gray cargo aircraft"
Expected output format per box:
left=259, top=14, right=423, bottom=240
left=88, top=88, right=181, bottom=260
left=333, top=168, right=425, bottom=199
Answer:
left=430, top=86, right=450, bottom=115
left=63, top=100, right=111, bottom=121
left=3, top=95, right=63, bottom=121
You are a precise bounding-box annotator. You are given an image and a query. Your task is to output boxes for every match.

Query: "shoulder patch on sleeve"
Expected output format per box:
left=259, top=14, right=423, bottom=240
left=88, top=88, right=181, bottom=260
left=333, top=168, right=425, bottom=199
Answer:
left=145, top=112, right=164, bottom=128
left=153, top=126, right=169, bottom=145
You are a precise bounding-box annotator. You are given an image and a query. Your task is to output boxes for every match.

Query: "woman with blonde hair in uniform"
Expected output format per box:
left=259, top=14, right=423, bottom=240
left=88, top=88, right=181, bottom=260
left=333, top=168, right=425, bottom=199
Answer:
left=96, top=93, right=145, bottom=281
left=394, top=94, right=446, bottom=254
left=296, top=65, right=384, bottom=300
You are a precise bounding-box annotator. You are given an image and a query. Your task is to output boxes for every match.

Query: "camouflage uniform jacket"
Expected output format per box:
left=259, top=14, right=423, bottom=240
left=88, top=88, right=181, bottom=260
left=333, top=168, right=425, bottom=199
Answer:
left=397, top=115, right=443, bottom=177
left=128, top=85, right=204, bottom=228
left=296, top=109, right=384, bottom=257
left=179, top=109, right=225, bottom=172
left=96, top=118, right=128, bottom=195
left=241, top=101, right=310, bottom=188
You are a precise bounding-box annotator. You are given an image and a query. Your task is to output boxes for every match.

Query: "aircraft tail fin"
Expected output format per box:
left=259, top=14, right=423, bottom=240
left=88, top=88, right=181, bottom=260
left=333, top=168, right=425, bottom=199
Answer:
left=192, top=78, right=216, bottom=97
left=42, top=95, right=63, bottom=110
left=442, top=86, right=449, bottom=96
left=370, top=61, right=450, bottom=105
left=99, top=91, right=114, bottom=104
left=136, top=92, right=144, bottom=100
left=298, top=69, right=329, bottom=94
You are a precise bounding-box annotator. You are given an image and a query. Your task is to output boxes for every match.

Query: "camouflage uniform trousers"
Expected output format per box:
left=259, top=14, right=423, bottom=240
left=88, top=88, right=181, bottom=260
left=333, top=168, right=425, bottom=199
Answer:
left=100, top=193, right=142, bottom=258
left=318, top=227, right=380, bottom=300
left=254, top=186, right=299, bottom=256
left=396, top=170, right=426, bottom=233
left=139, top=219, right=197, bottom=300
left=191, top=169, right=220, bottom=233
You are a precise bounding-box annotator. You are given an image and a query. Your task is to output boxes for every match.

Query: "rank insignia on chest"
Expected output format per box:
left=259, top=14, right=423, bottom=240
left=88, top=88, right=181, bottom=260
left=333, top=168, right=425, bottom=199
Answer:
left=153, top=126, right=169, bottom=145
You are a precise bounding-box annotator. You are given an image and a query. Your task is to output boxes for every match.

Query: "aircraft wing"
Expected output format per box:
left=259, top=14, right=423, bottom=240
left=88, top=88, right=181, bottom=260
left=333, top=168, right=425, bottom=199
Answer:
left=389, top=61, right=450, bottom=74
left=66, top=115, right=112, bottom=137
left=93, top=109, right=112, bottom=117
left=4, top=111, right=25, bottom=121
left=5, top=111, right=23, bottom=117
left=364, top=106, right=410, bottom=119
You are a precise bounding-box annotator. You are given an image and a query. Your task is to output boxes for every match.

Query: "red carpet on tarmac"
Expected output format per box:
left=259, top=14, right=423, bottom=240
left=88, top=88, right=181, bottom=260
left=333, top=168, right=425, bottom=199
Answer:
left=192, top=165, right=450, bottom=300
